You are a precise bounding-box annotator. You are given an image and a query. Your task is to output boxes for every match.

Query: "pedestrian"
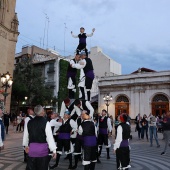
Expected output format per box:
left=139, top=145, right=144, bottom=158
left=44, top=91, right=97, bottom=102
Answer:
left=23, top=105, right=56, bottom=170
left=113, top=113, right=131, bottom=170
left=98, top=109, right=112, bottom=159
left=135, top=113, right=142, bottom=139
left=141, top=114, right=148, bottom=141
left=3, top=112, right=10, bottom=134
left=0, top=108, right=5, bottom=152
left=161, top=111, right=170, bottom=155
left=16, top=112, right=22, bottom=132
left=23, top=107, right=35, bottom=163
left=71, top=27, right=95, bottom=57
left=78, top=110, right=97, bottom=170
left=148, top=113, right=160, bottom=147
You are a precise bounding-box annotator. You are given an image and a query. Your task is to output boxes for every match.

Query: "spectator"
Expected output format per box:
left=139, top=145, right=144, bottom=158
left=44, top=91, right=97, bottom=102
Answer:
left=0, top=108, right=5, bottom=151
left=3, top=112, right=10, bottom=134
left=161, top=111, right=170, bottom=155
left=16, top=113, right=22, bottom=132
left=141, top=114, right=148, bottom=141
left=148, top=113, right=160, bottom=147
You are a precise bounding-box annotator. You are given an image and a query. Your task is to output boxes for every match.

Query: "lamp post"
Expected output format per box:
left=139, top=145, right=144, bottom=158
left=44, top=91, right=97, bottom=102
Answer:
left=103, top=94, right=113, bottom=114
left=1, top=72, right=13, bottom=106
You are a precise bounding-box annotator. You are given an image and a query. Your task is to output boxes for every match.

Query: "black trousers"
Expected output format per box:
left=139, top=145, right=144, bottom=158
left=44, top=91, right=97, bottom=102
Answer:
left=57, top=139, right=71, bottom=153
left=76, top=43, right=88, bottom=57
left=5, top=125, right=9, bottom=134
left=116, top=147, right=130, bottom=169
left=85, top=76, right=94, bottom=89
left=98, top=134, right=108, bottom=146
left=26, top=155, right=49, bottom=170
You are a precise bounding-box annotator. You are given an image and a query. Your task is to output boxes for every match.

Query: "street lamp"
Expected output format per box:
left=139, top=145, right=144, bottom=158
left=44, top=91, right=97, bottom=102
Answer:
left=103, top=94, right=113, bottom=114
left=1, top=72, right=13, bottom=106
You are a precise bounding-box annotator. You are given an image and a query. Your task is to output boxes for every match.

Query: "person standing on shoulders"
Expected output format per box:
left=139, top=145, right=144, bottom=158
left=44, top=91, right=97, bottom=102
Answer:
left=23, top=105, right=56, bottom=170
left=3, top=112, right=10, bottom=134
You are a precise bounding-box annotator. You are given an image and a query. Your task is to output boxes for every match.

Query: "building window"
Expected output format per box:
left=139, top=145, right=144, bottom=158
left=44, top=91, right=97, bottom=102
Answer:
left=116, top=96, right=129, bottom=103
left=152, top=94, right=168, bottom=102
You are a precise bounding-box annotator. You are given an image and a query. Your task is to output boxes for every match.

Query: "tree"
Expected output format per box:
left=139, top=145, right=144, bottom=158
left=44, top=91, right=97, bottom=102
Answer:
left=11, top=57, right=53, bottom=108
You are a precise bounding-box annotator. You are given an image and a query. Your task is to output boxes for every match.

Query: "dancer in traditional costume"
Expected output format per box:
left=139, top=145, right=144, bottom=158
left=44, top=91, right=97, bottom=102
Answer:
left=50, top=111, right=77, bottom=169
left=113, top=113, right=131, bottom=170
left=71, top=27, right=95, bottom=57
left=98, top=109, right=112, bottom=159
left=23, top=105, right=56, bottom=170
left=78, top=110, right=97, bottom=170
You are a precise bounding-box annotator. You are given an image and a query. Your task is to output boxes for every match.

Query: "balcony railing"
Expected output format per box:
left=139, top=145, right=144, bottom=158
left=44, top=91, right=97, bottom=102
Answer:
left=47, top=67, right=55, bottom=73
left=46, top=81, right=55, bottom=88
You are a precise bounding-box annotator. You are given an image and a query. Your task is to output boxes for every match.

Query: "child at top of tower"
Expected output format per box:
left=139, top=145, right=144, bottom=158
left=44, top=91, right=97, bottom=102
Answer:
left=71, top=27, right=95, bottom=57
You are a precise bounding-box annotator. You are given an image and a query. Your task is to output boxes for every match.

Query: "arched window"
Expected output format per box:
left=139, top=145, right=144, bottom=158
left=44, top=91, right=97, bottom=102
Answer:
left=152, top=94, right=168, bottom=102
left=116, top=96, right=129, bottom=103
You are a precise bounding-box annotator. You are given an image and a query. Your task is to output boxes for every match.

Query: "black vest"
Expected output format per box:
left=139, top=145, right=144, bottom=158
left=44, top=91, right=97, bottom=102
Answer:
left=77, top=117, right=82, bottom=128
left=78, top=33, right=87, bottom=44
left=67, top=59, right=77, bottom=73
left=81, top=100, right=89, bottom=112
left=27, top=116, right=47, bottom=143
left=67, top=101, right=78, bottom=121
left=83, top=58, right=93, bottom=74
left=59, top=119, right=72, bottom=133
left=120, top=123, right=130, bottom=140
left=99, top=116, right=108, bottom=128
left=81, top=121, right=95, bottom=136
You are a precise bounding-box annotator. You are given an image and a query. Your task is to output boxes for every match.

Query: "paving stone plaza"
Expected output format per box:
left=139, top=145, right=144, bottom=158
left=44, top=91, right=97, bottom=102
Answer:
left=0, top=124, right=170, bottom=170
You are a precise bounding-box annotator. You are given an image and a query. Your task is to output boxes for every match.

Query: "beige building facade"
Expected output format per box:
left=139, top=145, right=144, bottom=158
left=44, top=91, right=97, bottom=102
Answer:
left=0, top=0, right=19, bottom=112
left=98, top=69, right=170, bottom=119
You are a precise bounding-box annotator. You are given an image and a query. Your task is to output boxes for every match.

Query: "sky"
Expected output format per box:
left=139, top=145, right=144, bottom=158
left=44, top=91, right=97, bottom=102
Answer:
left=16, top=0, right=170, bottom=74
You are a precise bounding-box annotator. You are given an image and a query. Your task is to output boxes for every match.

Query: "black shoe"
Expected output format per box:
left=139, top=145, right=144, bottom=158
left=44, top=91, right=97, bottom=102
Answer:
left=161, top=152, right=166, bottom=155
left=68, top=165, right=73, bottom=169
left=97, top=159, right=101, bottom=163
left=107, top=156, right=110, bottom=159
left=157, top=145, right=160, bottom=148
left=71, top=165, right=77, bottom=169
left=50, top=164, right=58, bottom=169
left=64, top=155, right=69, bottom=160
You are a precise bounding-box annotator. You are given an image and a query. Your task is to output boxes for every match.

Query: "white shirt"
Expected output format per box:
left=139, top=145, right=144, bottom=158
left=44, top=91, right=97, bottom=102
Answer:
left=23, top=119, right=56, bottom=153
left=71, top=59, right=86, bottom=70
left=113, top=125, right=123, bottom=151
left=70, top=59, right=85, bottom=70
left=0, top=118, right=3, bottom=147
left=50, top=119, right=62, bottom=135
left=71, top=32, right=94, bottom=38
